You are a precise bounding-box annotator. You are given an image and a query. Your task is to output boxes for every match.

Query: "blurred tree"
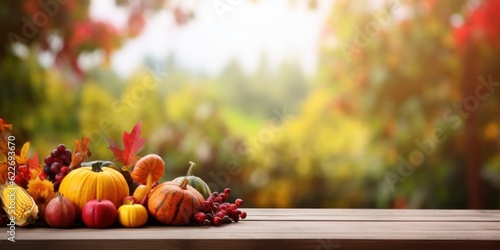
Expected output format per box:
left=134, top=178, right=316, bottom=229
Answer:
left=318, top=0, right=500, bottom=208
left=246, top=0, right=500, bottom=208
left=0, top=0, right=193, bottom=144
left=454, top=0, right=500, bottom=208
left=216, top=57, right=309, bottom=124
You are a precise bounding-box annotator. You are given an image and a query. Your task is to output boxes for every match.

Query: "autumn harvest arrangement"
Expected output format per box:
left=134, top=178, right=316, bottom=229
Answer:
left=0, top=118, right=247, bottom=229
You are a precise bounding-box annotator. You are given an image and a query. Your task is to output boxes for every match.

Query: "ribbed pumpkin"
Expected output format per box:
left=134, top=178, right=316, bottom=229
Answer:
left=82, top=161, right=135, bottom=189
left=59, top=161, right=129, bottom=219
left=117, top=196, right=148, bottom=228
left=147, top=178, right=203, bottom=225
left=172, top=161, right=211, bottom=199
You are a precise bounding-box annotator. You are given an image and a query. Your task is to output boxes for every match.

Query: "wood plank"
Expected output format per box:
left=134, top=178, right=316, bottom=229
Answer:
left=246, top=208, right=500, bottom=221
left=4, top=239, right=500, bottom=250
left=2, top=209, right=499, bottom=250
left=12, top=221, right=500, bottom=240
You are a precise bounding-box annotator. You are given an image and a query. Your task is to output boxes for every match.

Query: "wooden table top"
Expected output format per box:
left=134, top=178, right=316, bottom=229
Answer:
left=2, top=208, right=500, bottom=250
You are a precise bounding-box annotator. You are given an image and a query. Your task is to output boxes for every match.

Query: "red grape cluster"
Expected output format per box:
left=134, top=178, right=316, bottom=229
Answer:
left=193, top=188, right=247, bottom=226
left=41, top=144, right=72, bottom=190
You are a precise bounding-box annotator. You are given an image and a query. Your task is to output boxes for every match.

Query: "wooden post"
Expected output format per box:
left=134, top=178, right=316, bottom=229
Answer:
left=462, top=40, right=484, bottom=209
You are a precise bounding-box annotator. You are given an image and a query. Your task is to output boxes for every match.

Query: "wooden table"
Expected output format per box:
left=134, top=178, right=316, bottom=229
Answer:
left=2, top=209, right=500, bottom=249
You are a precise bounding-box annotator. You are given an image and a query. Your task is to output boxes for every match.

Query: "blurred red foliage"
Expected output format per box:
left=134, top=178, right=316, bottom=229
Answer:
left=454, top=0, right=500, bottom=49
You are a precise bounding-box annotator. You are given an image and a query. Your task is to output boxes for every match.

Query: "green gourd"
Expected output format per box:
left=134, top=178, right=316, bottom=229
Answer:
left=172, top=161, right=211, bottom=199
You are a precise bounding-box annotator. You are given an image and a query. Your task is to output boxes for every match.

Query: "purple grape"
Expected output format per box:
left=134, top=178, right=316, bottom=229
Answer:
left=57, top=144, right=66, bottom=153
left=51, top=149, right=60, bottom=158
left=50, top=162, right=62, bottom=174
left=63, top=150, right=72, bottom=165
left=44, top=155, right=54, bottom=166
left=44, top=165, right=51, bottom=176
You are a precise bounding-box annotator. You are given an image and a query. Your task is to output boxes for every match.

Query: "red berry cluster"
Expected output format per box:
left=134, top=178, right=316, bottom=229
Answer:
left=41, top=144, right=72, bottom=190
left=14, top=164, right=31, bottom=188
left=193, top=188, right=247, bottom=226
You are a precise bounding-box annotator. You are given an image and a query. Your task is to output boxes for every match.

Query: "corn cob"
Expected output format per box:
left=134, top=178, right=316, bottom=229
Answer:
left=0, top=182, right=39, bottom=226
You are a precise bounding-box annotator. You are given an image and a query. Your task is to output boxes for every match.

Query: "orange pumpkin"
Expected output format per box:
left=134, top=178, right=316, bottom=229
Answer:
left=131, top=154, right=165, bottom=201
left=147, top=178, right=203, bottom=225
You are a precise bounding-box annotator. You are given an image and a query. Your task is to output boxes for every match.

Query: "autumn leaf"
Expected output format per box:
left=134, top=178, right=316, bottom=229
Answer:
left=106, top=121, right=147, bottom=171
left=27, top=151, right=42, bottom=180
left=15, top=142, right=30, bottom=165
left=69, top=137, right=92, bottom=170
left=10, top=142, right=42, bottom=181
left=0, top=161, right=7, bottom=184
left=0, top=118, right=13, bottom=156
left=0, top=118, right=13, bottom=184
left=14, top=142, right=42, bottom=180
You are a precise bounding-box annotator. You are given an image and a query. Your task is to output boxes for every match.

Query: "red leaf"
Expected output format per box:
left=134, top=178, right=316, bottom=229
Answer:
left=27, top=151, right=39, bottom=169
left=27, top=151, right=42, bottom=180
left=106, top=121, right=147, bottom=171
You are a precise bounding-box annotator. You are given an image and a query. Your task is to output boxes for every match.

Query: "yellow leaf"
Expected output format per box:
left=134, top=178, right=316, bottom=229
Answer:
left=15, top=142, right=30, bottom=165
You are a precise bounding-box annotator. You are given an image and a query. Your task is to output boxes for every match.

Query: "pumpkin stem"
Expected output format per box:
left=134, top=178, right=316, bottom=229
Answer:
left=91, top=161, right=104, bottom=173
left=145, top=173, right=153, bottom=191
left=180, top=176, right=189, bottom=189
left=123, top=198, right=135, bottom=205
left=187, top=161, right=196, bottom=176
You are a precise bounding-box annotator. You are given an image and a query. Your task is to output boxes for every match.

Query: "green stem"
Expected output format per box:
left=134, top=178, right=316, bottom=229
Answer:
left=91, top=161, right=103, bottom=173
left=82, top=161, right=115, bottom=167
left=187, top=161, right=196, bottom=176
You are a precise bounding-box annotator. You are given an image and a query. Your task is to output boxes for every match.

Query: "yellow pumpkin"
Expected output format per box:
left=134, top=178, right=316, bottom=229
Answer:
left=59, top=161, right=129, bottom=219
left=117, top=197, right=148, bottom=227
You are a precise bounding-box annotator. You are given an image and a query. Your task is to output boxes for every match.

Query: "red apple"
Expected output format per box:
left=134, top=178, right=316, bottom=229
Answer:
left=82, top=199, right=117, bottom=228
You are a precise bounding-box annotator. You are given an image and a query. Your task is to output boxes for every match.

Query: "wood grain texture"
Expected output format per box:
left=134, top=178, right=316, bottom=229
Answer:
left=246, top=208, right=500, bottom=221
left=1, top=209, right=499, bottom=250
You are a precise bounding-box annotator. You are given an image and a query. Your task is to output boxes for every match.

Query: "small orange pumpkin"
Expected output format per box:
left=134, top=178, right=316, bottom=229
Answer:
left=147, top=178, right=203, bottom=225
left=131, top=154, right=165, bottom=201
